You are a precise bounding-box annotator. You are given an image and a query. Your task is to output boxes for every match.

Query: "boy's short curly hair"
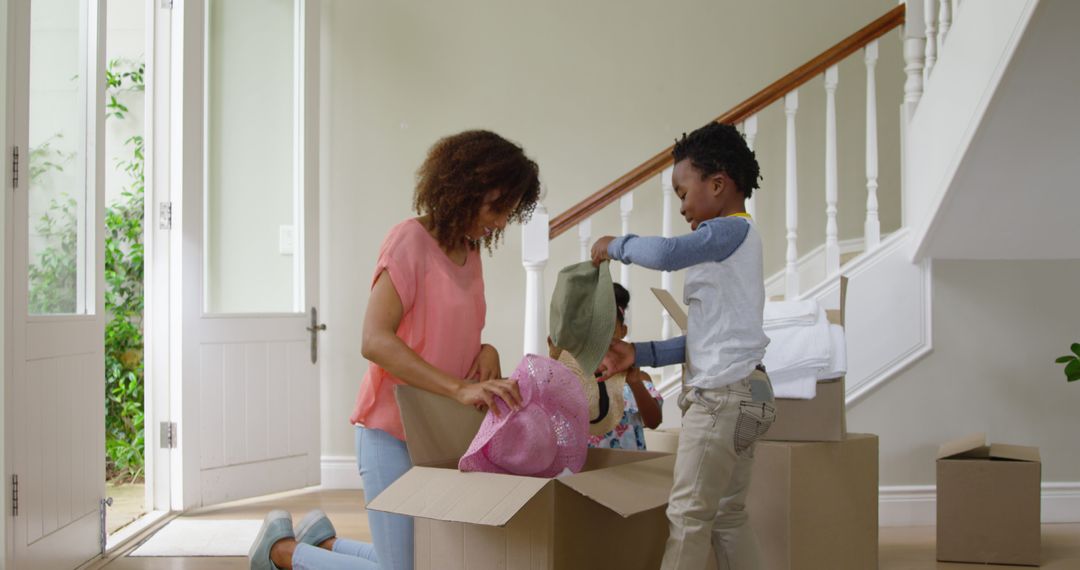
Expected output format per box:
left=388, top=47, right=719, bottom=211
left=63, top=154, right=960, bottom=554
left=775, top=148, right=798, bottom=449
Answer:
left=414, top=130, right=541, bottom=252
left=672, top=122, right=761, bottom=199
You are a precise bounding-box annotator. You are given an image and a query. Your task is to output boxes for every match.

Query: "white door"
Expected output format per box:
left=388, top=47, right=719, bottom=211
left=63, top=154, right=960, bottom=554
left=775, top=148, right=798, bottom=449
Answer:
left=6, top=0, right=107, bottom=567
left=172, top=0, right=321, bottom=508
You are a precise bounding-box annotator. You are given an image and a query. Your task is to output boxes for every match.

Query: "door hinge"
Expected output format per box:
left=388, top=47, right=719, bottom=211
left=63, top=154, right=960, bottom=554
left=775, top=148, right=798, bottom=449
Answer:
left=160, top=421, right=178, bottom=448
left=161, top=0, right=174, bottom=9
left=99, top=497, right=113, bottom=554
left=11, top=474, right=18, bottom=517
left=11, top=146, right=19, bottom=191
left=159, top=201, right=172, bottom=230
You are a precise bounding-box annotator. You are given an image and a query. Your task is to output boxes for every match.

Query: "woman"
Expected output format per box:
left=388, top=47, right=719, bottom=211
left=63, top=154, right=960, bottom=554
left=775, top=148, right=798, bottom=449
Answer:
left=250, top=130, right=541, bottom=570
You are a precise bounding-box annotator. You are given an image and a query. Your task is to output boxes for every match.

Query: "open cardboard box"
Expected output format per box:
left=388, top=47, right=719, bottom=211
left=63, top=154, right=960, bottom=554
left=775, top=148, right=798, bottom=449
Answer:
left=367, top=385, right=678, bottom=570
left=936, top=433, right=1041, bottom=566
left=650, top=276, right=848, bottom=442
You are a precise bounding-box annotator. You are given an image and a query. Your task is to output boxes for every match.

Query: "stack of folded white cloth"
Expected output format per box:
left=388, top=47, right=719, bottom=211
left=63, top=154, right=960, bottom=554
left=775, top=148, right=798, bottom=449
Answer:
left=762, top=300, right=847, bottom=399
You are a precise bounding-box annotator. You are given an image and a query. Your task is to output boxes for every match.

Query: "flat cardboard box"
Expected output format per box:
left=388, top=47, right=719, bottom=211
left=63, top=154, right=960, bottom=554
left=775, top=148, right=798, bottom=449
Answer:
left=367, top=385, right=677, bottom=570
left=936, top=433, right=1041, bottom=566
left=643, top=429, right=879, bottom=570
left=651, top=277, right=848, bottom=442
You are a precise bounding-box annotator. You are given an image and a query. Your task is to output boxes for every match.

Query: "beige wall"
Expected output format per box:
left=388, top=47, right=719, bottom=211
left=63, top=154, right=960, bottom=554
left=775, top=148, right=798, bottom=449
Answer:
left=320, top=0, right=902, bottom=457
left=849, top=260, right=1080, bottom=485
left=1, top=0, right=8, bottom=551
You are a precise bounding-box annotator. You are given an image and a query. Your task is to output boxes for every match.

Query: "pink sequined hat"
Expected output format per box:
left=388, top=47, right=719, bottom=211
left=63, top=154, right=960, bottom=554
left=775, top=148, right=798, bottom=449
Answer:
left=458, top=354, right=589, bottom=478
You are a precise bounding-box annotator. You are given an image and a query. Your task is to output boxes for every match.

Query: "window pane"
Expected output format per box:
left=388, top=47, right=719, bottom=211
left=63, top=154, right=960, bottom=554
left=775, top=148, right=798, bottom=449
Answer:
left=205, top=0, right=297, bottom=314
left=28, top=0, right=89, bottom=315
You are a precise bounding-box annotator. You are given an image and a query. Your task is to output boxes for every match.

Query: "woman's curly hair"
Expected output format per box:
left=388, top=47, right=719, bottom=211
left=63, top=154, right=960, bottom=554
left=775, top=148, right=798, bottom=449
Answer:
left=414, top=130, right=541, bottom=252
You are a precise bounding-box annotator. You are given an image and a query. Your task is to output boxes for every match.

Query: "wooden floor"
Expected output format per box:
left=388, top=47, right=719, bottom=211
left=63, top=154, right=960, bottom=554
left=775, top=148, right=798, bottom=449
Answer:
left=101, top=488, right=1080, bottom=569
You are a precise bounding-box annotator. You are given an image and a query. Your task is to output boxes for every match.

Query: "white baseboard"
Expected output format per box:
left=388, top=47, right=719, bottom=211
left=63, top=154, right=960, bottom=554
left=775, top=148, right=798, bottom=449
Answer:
left=879, top=482, right=1080, bottom=526
left=320, top=455, right=363, bottom=490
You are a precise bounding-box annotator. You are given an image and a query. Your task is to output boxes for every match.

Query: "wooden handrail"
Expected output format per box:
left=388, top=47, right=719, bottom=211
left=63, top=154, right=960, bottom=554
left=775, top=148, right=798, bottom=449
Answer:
left=549, top=4, right=905, bottom=239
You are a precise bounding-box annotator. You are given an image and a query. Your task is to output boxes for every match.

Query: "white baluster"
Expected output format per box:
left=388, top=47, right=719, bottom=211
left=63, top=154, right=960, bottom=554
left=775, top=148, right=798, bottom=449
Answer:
left=924, top=0, right=938, bottom=83
left=824, top=66, right=840, bottom=276
left=784, top=91, right=800, bottom=299
left=616, top=192, right=634, bottom=327
left=742, top=115, right=759, bottom=220
left=938, top=0, right=952, bottom=53
left=865, top=40, right=881, bottom=251
left=660, top=166, right=675, bottom=340
left=522, top=200, right=549, bottom=356
left=619, top=193, right=633, bottom=289
left=577, top=218, right=592, bottom=262
left=902, top=1, right=926, bottom=122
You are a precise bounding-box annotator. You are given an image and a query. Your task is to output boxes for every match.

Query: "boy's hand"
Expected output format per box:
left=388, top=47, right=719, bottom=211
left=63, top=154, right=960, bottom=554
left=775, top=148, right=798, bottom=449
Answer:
left=591, top=236, right=615, bottom=266
left=596, top=339, right=635, bottom=380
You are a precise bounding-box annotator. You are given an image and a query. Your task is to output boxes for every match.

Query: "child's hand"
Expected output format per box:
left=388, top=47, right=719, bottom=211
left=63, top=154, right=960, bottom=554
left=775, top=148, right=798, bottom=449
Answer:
left=596, top=339, right=635, bottom=380
left=591, top=236, right=615, bottom=266
left=467, top=343, right=502, bottom=381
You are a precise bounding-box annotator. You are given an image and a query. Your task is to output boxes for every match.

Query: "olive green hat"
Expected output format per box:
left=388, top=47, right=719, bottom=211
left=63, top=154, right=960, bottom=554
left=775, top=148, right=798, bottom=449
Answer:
left=549, top=261, right=616, bottom=377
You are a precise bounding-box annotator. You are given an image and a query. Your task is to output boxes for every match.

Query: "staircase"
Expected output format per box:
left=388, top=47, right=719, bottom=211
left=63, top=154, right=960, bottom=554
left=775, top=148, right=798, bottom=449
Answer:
left=519, top=0, right=1051, bottom=403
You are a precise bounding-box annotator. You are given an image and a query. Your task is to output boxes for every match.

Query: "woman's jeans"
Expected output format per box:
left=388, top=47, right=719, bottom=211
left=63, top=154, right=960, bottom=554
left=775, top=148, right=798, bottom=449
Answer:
left=291, top=426, right=413, bottom=570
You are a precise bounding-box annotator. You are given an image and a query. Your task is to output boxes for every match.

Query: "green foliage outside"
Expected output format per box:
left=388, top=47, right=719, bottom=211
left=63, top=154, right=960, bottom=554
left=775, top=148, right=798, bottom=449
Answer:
left=27, top=58, right=146, bottom=482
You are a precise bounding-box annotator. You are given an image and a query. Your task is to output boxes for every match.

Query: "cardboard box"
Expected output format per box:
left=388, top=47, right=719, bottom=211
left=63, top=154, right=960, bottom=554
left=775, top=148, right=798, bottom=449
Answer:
left=650, top=277, right=848, bottom=442
left=643, top=427, right=680, bottom=454
left=367, top=385, right=677, bottom=570
left=936, top=433, right=1041, bottom=566
left=748, top=434, right=879, bottom=570
left=644, top=429, right=879, bottom=570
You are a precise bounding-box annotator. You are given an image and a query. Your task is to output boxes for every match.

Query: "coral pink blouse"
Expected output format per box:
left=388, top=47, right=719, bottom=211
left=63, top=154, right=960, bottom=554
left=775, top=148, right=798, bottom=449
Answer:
left=350, top=219, right=486, bottom=441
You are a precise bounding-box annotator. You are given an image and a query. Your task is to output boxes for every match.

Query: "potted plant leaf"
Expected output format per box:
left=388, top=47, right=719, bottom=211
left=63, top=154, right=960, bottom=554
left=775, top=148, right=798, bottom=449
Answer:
left=1056, top=343, right=1080, bottom=383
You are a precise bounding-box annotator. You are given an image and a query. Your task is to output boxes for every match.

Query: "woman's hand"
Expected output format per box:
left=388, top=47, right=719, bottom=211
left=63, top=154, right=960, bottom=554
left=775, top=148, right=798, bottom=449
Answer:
left=591, top=236, right=615, bottom=266
left=466, top=344, right=502, bottom=381
left=454, top=378, right=523, bottom=417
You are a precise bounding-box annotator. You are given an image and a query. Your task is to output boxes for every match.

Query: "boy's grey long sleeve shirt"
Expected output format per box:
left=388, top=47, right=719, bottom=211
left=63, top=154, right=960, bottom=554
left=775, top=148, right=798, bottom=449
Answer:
left=606, top=217, right=751, bottom=369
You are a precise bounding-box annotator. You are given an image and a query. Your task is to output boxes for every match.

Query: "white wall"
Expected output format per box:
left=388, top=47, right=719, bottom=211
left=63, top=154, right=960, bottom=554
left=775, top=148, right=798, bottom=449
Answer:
left=320, top=0, right=903, bottom=457
left=848, top=260, right=1080, bottom=486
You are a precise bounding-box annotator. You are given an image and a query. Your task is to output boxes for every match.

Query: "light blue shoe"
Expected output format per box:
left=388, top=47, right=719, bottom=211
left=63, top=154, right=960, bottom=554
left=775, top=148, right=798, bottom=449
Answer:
left=249, top=510, right=293, bottom=570
left=295, top=509, right=337, bottom=548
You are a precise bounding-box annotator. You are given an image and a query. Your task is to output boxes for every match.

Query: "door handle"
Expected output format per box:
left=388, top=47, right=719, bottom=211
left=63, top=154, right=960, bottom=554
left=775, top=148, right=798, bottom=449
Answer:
left=306, top=307, right=327, bottom=364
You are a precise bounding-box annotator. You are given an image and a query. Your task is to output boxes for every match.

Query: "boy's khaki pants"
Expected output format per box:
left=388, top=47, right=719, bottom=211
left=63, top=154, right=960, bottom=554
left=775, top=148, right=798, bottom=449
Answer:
left=661, top=370, right=776, bottom=570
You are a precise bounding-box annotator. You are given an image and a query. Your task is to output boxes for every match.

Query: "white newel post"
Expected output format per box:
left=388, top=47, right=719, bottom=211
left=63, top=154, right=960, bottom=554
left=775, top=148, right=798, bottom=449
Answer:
left=743, top=115, right=759, bottom=220
left=824, top=66, right=840, bottom=276
left=938, top=0, right=952, bottom=53
left=577, top=217, right=592, bottom=263
left=660, top=166, right=675, bottom=340
left=619, top=193, right=633, bottom=291
left=865, top=40, right=882, bottom=251
left=784, top=91, right=800, bottom=299
left=522, top=201, right=550, bottom=357
left=923, top=0, right=937, bottom=83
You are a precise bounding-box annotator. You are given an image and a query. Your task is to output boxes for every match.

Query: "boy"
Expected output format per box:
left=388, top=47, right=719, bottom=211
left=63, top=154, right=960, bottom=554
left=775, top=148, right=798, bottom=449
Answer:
left=591, top=122, right=774, bottom=570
